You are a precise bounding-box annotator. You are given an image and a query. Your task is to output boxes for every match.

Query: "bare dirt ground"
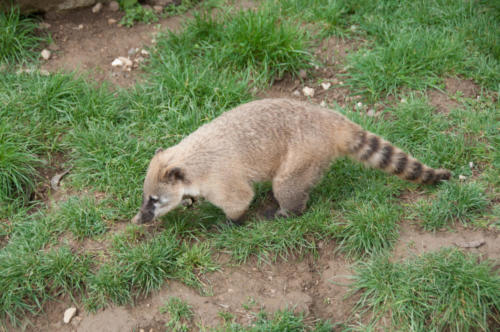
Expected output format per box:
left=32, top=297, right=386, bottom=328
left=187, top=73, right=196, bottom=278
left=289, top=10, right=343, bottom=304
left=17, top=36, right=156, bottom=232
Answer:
left=16, top=3, right=499, bottom=331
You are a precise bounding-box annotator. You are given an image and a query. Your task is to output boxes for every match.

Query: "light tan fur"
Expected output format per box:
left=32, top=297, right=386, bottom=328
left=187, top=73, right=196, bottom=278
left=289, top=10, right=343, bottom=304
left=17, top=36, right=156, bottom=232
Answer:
left=132, top=98, right=450, bottom=224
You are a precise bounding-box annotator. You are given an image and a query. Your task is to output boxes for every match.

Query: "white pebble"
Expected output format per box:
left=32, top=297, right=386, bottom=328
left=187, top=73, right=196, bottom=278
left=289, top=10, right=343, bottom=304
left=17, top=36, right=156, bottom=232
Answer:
left=140, top=49, right=150, bottom=56
left=459, top=175, right=467, bottom=181
left=92, top=2, right=103, bottom=13
left=63, top=307, right=77, bottom=324
left=356, top=102, right=363, bottom=108
left=41, top=49, right=51, bottom=60
left=302, top=86, right=315, bottom=97
left=469, top=161, right=474, bottom=169
left=108, top=18, right=117, bottom=25
left=321, top=82, right=331, bottom=90
left=111, top=58, right=124, bottom=67
left=292, top=90, right=301, bottom=97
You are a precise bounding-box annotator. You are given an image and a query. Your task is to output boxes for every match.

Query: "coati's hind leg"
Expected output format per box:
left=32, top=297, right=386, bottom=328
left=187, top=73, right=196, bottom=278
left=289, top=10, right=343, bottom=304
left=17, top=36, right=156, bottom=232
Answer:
left=272, top=162, right=325, bottom=218
left=207, top=180, right=254, bottom=225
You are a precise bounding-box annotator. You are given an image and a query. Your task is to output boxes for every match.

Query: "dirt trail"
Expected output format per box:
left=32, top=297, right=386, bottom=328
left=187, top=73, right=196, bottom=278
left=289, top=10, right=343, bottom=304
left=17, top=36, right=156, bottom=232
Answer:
left=18, top=3, right=499, bottom=332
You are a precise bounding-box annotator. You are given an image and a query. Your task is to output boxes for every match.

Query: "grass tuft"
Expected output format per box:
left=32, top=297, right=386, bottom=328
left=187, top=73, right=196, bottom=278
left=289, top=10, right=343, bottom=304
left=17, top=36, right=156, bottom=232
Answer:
left=334, top=201, right=400, bottom=258
left=415, top=181, right=489, bottom=230
left=57, top=196, right=112, bottom=239
left=0, top=123, right=41, bottom=204
left=350, top=248, right=500, bottom=331
left=0, top=7, right=45, bottom=64
left=160, top=297, right=194, bottom=332
left=215, top=309, right=334, bottom=331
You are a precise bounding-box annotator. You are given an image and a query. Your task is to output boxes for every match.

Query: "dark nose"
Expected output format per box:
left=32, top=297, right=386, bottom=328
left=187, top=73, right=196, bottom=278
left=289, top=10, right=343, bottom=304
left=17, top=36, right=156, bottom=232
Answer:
left=132, top=210, right=155, bottom=224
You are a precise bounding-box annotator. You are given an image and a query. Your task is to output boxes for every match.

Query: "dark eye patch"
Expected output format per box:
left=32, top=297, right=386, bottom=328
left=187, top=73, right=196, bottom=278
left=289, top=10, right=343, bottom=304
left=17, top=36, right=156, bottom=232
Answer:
left=149, top=196, right=159, bottom=203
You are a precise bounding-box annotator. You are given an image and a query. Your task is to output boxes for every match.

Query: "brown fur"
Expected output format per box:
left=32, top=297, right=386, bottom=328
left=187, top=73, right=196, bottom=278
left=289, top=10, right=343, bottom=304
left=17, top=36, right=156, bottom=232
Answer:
left=132, top=98, right=451, bottom=224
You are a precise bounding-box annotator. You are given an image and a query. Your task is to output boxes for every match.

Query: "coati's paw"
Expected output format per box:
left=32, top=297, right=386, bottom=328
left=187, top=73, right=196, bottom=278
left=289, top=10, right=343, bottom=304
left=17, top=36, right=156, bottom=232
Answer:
left=225, top=217, right=245, bottom=227
left=258, top=205, right=277, bottom=220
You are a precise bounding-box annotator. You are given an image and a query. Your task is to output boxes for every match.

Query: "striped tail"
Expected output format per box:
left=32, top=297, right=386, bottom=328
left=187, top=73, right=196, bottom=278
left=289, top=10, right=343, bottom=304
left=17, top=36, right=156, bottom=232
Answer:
left=347, top=130, right=451, bottom=184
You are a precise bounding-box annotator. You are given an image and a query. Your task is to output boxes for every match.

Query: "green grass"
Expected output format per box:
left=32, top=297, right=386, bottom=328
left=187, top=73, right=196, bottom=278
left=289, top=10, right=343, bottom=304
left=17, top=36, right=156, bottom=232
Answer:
left=334, top=201, right=401, bottom=258
left=214, top=309, right=334, bottom=331
left=349, top=249, right=500, bottom=332
left=0, top=246, right=91, bottom=326
left=160, top=297, right=194, bottom=332
left=0, top=7, right=46, bottom=64
left=278, top=0, right=500, bottom=99
left=414, top=181, right=490, bottom=230
left=57, top=196, right=112, bottom=239
left=0, top=122, right=41, bottom=204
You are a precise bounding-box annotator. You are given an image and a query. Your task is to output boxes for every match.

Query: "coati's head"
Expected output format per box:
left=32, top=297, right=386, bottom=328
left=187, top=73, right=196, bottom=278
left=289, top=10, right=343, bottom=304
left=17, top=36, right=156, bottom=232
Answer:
left=132, top=148, right=188, bottom=224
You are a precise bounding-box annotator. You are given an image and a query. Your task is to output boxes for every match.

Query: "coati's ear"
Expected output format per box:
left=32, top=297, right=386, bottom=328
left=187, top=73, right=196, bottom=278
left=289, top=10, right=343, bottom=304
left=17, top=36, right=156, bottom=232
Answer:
left=160, top=167, right=185, bottom=183
left=155, top=148, right=164, bottom=154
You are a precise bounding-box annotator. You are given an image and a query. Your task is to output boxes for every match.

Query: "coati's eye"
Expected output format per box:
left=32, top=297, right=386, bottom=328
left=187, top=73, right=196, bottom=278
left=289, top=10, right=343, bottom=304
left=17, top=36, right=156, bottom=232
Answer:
left=149, top=195, right=159, bottom=203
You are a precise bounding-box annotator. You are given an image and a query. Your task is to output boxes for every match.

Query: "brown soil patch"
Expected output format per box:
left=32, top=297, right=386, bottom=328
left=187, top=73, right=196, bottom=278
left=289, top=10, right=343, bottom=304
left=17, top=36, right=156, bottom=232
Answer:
left=427, top=77, right=480, bottom=114
left=427, top=89, right=461, bottom=114
left=445, top=77, right=479, bottom=98
left=40, top=6, right=184, bottom=87
left=24, top=245, right=355, bottom=332
left=394, top=222, right=500, bottom=262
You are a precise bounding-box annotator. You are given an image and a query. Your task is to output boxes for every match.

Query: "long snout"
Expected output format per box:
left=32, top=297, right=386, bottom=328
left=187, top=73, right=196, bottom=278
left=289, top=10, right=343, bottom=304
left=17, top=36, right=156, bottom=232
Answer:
left=131, top=210, right=155, bottom=224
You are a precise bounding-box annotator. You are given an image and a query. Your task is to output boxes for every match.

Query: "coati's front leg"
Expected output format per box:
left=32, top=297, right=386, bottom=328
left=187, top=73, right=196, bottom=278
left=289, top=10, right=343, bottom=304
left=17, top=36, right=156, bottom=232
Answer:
left=207, top=180, right=255, bottom=226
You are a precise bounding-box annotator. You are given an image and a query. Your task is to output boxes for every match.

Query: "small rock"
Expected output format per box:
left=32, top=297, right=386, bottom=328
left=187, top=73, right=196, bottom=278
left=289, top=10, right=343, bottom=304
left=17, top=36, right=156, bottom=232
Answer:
left=111, top=58, right=124, bottom=67
left=299, top=69, right=307, bottom=79
left=140, top=49, right=150, bottom=56
left=292, top=90, right=301, bottom=97
left=469, top=161, right=474, bottom=169
left=320, top=100, right=326, bottom=107
left=459, top=174, right=467, bottom=181
left=401, top=98, right=407, bottom=103
left=302, top=86, right=315, bottom=97
left=367, top=109, right=376, bottom=117
left=108, top=18, right=117, bottom=25
left=39, top=22, right=51, bottom=29
left=109, top=0, right=120, bottom=11
left=63, top=307, right=77, bottom=324
left=92, top=2, right=103, bottom=13
left=356, top=101, right=363, bottom=108
left=41, top=49, right=51, bottom=60
left=321, top=82, right=331, bottom=90
left=76, top=24, right=84, bottom=30
left=153, top=5, right=163, bottom=13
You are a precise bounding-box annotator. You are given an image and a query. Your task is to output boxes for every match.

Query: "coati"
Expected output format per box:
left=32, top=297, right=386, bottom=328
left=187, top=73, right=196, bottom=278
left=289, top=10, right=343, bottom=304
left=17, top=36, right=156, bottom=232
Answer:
left=132, top=98, right=451, bottom=225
